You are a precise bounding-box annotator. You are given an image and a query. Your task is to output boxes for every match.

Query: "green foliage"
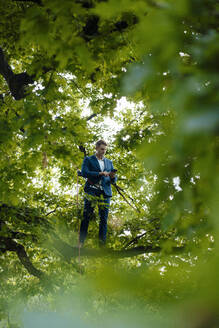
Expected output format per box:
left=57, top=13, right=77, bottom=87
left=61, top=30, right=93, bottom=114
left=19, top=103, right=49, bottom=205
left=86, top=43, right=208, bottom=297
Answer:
left=0, top=0, right=219, bottom=327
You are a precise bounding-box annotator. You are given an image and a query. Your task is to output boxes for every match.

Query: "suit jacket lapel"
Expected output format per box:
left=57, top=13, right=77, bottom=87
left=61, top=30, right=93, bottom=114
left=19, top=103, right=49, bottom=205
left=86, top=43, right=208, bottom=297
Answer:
left=92, top=155, right=107, bottom=171
left=93, top=155, right=101, bottom=171
left=103, top=158, right=107, bottom=171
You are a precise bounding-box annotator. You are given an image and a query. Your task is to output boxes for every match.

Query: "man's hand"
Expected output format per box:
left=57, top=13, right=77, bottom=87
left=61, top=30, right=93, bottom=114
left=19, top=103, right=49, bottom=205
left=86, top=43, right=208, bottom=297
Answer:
left=99, top=171, right=110, bottom=177
left=109, top=171, right=116, bottom=178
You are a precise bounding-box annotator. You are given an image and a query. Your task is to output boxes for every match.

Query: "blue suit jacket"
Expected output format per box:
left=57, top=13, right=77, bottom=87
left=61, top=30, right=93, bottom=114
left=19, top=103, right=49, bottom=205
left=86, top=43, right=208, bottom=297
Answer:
left=81, top=155, right=118, bottom=197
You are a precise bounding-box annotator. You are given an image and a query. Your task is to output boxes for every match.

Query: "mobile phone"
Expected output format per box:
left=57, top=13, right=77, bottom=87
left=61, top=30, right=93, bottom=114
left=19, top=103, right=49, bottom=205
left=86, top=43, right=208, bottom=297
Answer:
left=111, top=169, right=117, bottom=172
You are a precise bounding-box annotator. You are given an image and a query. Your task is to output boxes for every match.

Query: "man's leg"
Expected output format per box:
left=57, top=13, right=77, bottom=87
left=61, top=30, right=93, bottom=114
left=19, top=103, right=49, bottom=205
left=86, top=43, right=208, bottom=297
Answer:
left=98, top=193, right=111, bottom=246
left=79, top=194, right=95, bottom=244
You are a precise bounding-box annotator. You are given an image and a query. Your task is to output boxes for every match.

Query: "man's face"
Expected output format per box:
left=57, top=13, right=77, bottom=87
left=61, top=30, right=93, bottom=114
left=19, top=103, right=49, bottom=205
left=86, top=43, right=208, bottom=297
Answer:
left=96, top=144, right=107, bottom=157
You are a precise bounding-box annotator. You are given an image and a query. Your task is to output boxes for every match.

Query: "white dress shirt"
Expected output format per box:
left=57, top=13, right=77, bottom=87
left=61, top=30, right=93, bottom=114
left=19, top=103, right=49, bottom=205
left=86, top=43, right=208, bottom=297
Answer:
left=96, top=157, right=104, bottom=172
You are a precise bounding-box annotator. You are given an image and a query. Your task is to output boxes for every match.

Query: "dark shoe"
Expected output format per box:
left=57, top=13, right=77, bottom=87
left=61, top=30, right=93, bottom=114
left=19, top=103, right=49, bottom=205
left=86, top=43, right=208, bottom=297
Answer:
left=98, top=240, right=106, bottom=248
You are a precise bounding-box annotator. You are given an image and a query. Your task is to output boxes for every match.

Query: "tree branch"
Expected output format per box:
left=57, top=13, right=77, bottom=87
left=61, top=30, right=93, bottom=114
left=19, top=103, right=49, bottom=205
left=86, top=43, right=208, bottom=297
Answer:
left=11, top=0, right=42, bottom=5
left=79, top=144, right=87, bottom=157
left=0, top=236, right=45, bottom=279
left=86, top=113, right=97, bottom=121
left=49, top=233, right=185, bottom=260
left=113, top=184, right=140, bottom=212
left=124, top=231, right=147, bottom=248
left=0, top=48, right=53, bottom=101
left=0, top=47, right=35, bottom=100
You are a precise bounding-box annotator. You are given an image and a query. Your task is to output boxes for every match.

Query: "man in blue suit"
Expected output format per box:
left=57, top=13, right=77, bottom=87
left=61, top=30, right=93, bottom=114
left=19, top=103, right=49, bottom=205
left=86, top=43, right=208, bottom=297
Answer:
left=79, top=140, right=117, bottom=248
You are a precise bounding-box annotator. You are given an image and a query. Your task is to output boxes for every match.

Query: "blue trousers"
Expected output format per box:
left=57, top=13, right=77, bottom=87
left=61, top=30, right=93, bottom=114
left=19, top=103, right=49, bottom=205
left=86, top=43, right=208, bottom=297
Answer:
left=79, top=188, right=111, bottom=244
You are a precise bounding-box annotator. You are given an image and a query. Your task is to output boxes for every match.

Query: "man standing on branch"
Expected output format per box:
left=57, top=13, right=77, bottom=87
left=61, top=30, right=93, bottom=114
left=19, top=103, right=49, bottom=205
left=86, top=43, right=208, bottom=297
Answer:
left=79, top=140, right=117, bottom=248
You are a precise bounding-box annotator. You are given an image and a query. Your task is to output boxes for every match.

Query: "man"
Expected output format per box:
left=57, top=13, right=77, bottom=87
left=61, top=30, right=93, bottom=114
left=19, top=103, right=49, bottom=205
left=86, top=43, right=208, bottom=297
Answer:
left=79, top=140, right=117, bottom=248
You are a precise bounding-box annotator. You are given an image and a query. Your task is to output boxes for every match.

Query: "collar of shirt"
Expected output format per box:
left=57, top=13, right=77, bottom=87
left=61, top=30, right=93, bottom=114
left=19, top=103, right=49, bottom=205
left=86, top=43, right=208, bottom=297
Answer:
left=95, top=154, right=105, bottom=161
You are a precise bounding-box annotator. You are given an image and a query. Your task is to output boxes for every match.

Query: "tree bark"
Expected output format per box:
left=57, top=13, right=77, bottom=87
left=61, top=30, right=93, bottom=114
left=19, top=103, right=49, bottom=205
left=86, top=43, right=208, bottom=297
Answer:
left=0, top=236, right=45, bottom=279
left=0, top=47, right=35, bottom=100
left=50, top=234, right=185, bottom=260
left=11, top=0, right=42, bottom=5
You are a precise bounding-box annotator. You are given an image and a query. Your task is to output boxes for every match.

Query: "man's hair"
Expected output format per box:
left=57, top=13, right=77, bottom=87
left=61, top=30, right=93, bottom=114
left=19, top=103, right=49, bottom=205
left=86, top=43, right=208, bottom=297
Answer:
left=96, top=139, right=107, bottom=148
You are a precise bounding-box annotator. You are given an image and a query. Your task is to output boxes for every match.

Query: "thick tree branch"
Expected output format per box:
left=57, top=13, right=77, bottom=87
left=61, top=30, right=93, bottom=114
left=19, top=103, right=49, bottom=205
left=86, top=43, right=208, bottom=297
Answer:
left=0, top=48, right=54, bottom=100
left=0, top=47, right=35, bottom=100
left=0, top=236, right=45, bottom=279
left=1, top=205, right=185, bottom=272
left=11, top=0, right=42, bottom=5
left=49, top=233, right=185, bottom=260
left=145, top=0, right=165, bottom=8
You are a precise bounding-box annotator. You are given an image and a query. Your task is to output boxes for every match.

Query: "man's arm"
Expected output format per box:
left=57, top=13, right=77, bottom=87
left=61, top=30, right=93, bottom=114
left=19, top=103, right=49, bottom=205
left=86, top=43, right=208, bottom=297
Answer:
left=81, top=157, right=100, bottom=178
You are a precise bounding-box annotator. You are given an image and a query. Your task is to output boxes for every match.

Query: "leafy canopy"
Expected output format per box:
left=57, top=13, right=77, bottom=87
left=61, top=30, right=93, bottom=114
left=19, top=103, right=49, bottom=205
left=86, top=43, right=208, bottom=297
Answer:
left=0, top=0, right=219, bottom=327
